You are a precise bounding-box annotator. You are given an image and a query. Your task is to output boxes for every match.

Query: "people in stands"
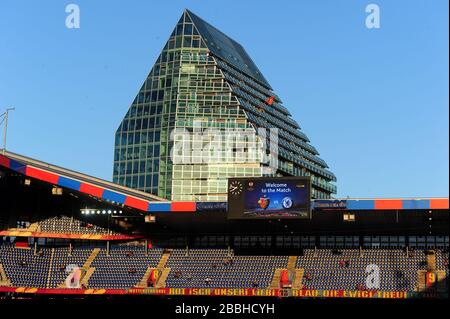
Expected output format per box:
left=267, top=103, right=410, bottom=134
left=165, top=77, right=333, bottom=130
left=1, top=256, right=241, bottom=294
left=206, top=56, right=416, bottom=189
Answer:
left=205, top=278, right=211, bottom=285
left=252, top=281, right=259, bottom=288
left=128, top=268, right=137, bottom=274
left=338, top=259, right=350, bottom=267
left=223, top=257, right=234, bottom=266
left=174, top=271, right=182, bottom=279
left=357, top=283, right=367, bottom=291
left=19, top=260, right=27, bottom=267
left=126, top=251, right=134, bottom=257
left=187, top=274, right=193, bottom=280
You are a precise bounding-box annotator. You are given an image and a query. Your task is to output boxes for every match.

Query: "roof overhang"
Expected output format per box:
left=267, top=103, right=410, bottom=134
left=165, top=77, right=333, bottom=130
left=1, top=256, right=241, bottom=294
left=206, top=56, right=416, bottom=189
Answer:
left=0, top=150, right=197, bottom=213
left=1, top=150, right=447, bottom=214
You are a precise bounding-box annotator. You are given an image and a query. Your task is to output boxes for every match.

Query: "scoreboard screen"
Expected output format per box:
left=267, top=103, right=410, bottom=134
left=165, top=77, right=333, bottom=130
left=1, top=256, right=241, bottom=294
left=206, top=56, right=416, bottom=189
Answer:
left=227, top=177, right=311, bottom=219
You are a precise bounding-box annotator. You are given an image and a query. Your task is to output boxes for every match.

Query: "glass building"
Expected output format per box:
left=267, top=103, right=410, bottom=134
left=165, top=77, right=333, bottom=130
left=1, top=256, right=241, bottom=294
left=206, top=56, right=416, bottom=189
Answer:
left=113, top=9, right=336, bottom=201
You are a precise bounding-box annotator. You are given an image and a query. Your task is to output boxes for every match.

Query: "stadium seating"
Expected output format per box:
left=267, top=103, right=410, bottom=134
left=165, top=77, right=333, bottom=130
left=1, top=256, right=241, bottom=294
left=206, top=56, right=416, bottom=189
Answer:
left=435, top=249, right=449, bottom=279
left=48, top=247, right=93, bottom=288
left=39, top=215, right=120, bottom=235
left=297, top=249, right=448, bottom=291
left=88, top=246, right=162, bottom=289
left=165, top=249, right=289, bottom=288
left=0, top=244, right=448, bottom=291
left=0, top=244, right=50, bottom=288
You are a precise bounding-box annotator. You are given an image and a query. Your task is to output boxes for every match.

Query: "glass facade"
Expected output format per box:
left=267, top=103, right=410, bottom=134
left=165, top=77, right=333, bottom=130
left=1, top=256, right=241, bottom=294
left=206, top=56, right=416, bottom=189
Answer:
left=113, top=10, right=337, bottom=201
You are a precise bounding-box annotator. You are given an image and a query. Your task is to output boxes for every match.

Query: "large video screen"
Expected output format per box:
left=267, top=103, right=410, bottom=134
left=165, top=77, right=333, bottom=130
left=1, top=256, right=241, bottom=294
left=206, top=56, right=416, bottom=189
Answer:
left=227, top=177, right=311, bottom=219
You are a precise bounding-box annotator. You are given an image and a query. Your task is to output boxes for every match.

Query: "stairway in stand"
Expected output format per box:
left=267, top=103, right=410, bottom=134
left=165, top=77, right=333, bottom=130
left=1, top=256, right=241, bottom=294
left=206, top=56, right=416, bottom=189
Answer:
left=287, top=256, right=297, bottom=269
left=80, top=268, right=96, bottom=287
left=80, top=248, right=100, bottom=288
left=287, top=256, right=305, bottom=289
left=292, top=269, right=305, bottom=289
left=83, top=248, right=100, bottom=269
left=155, top=250, right=172, bottom=288
left=427, top=251, right=437, bottom=271
left=0, top=264, right=11, bottom=286
left=136, top=266, right=156, bottom=288
left=45, top=248, right=55, bottom=288
left=57, top=248, right=100, bottom=288
left=155, top=268, right=171, bottom=288
left=268, top=269, right=283, bottom=289
left=136, top=250, right=172, bottom=288
left=416, top=250, right=447, bottom=293
left=269, top=256, right=304, bottom=289
left=157, top=250, right=171, bottom=269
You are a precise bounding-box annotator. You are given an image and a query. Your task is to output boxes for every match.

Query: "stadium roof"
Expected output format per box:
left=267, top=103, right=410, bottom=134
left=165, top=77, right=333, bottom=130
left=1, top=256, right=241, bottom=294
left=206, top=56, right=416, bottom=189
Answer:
left=0, top=150, right=447, bottom=213
left=0, top=150, right=196, bottom=212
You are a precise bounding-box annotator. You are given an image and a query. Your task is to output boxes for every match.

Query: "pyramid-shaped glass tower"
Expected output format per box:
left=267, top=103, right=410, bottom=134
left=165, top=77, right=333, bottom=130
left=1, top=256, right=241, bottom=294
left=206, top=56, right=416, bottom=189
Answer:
left=113, top=9, right=336, bottom=201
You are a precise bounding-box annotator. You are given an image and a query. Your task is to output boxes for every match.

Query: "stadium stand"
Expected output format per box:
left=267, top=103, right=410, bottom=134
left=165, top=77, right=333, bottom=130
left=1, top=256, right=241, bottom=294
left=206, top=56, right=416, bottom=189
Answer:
left=39, top=215, right=120, bottom=235
left=0, top=243, right=51, bottom=288
left=0, top=243, right=448, bottom=292
left=297, top=249, right=448, bottom=291
left=165, top=249, right=289, bottom=288
left=49, top=247, right=93, bottom=288
left=436, top=249, right=449, bottom=277
left=88, top=246, right=162, bottom=289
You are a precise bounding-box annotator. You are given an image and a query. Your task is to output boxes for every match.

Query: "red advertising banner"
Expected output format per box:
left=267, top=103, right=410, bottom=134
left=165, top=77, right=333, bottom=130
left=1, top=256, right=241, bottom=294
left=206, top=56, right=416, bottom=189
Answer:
left=0, top=286, right=445, bottom=299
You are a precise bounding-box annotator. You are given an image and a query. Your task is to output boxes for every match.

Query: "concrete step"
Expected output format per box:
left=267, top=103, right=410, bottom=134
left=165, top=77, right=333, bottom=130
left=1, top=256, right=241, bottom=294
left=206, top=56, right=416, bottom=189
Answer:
left=155, top=268, right=171, bottom=288
left=268, top=268, right=283, bottom=289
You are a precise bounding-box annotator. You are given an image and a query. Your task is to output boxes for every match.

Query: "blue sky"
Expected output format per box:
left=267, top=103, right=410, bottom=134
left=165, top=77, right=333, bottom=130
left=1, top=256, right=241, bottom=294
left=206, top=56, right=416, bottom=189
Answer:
left=0, top=0, right=448, bottom=198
